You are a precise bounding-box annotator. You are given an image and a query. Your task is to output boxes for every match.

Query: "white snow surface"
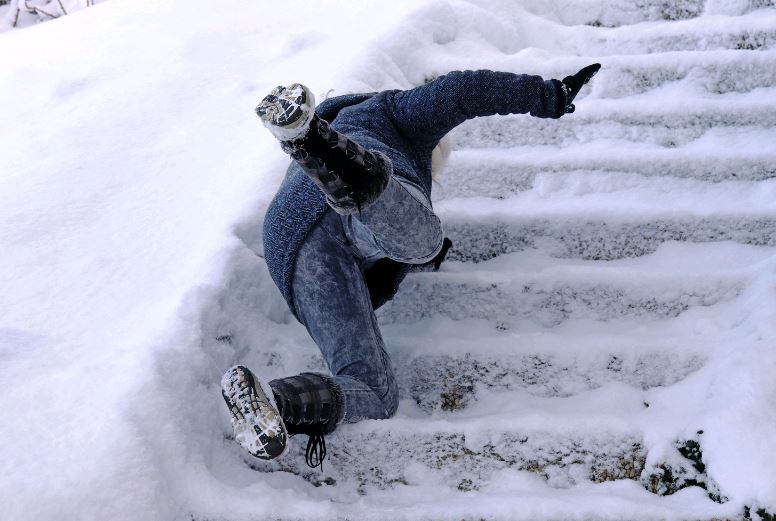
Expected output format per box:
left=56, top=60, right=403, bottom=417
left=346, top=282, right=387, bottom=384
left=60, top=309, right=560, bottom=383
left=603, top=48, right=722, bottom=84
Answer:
left=1, top=0, right=775, bottom=520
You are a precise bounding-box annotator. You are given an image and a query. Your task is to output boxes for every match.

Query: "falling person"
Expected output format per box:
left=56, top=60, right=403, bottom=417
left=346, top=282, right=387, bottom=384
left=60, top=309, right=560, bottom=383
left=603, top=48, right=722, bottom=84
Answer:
left=221, top=65, right=602, bottom=469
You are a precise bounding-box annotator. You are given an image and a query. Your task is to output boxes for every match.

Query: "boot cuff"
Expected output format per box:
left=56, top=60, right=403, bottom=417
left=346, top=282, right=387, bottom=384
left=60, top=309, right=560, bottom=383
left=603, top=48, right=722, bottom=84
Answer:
left=269, top=372, right=345, bottom=435
left=306, top=372, right=346, bottom=433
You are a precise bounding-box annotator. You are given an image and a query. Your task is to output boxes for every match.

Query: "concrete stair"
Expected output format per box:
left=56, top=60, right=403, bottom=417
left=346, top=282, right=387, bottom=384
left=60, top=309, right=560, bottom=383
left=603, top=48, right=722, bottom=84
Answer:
left=228, top=1, right=776, bottom=519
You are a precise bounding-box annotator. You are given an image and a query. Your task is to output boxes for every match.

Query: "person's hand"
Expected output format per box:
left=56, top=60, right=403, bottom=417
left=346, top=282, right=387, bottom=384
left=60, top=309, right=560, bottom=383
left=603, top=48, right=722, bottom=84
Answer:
left=560, top=63, right=601, bottom=114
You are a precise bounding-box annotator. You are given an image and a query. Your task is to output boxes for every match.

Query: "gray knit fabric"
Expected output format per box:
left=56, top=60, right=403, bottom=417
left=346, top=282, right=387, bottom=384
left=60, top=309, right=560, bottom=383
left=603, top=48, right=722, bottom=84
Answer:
left=262, top=70, right=564, bottom=317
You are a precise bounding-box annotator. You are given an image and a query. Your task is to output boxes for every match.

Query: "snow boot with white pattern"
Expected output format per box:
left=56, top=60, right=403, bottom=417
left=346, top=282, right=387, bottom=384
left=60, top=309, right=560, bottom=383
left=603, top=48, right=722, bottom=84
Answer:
left=255, top=83, right=391, bottom=215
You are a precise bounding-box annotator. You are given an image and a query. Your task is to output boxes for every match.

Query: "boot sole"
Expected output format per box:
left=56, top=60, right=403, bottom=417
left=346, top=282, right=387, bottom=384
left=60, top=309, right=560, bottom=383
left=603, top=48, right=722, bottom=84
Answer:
left=221, top=365, right=288, bottom=460
left=255, top=83, right=316, bottom=142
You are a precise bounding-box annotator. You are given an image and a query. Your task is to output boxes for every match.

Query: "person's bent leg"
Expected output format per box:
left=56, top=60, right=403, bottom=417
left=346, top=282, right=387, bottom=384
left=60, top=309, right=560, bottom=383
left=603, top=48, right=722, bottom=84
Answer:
left=292, top=209, right=399, bottom=422
left=312, top=104, right=444, bottom=264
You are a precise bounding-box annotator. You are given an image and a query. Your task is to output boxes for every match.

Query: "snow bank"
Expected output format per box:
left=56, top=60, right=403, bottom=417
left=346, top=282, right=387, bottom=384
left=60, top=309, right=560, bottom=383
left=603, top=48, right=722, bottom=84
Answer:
left=0, top=0, right=431, bottom=519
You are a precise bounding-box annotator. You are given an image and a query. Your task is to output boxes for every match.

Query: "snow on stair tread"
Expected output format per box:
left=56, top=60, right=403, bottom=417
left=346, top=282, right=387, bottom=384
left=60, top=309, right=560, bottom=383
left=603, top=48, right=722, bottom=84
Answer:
left=482, top=49, right=776, bottom=98
left=267, top=288, right=747, bottom=369
left=384, top=309, right=739, bottom=356
left=438, top=168, right=774, bottom=200
left=436, top=155, right=776, bottom=198
left=596, top=51, right=776, bottom=97
left=255, top=308, right=726, bottom=406
left=387, top=321, right=712, bottom=395
left=378, top=247, right=760, bottom=325
left=434, top=174, right=776, bottom=217
left=277, top=428, right=645, bottom=493
left=448, top=126, right=776, bottom=172
left=567, top=92, right=776, bottom=127
left=519, top=0, right=771, bottom=27
left=451, top=108, right=776, bottom=150
left=396, top=349, right=704, bottom=408
left=321, top=482, right=739, bottom=521
left=383, top=382, right=647, bottom=428
left=257, top=385, right=650, bottom=490
left=579, top=10, right=776, bottom=54
left=440, top=241, right=772, bottom=276
left=437, top=188, right=776, bottom=265
left=249, top=310, right=720, bottom=405
left=383, top=286, right=748, bottom=406
left=456, top=123, right=775, bottom=151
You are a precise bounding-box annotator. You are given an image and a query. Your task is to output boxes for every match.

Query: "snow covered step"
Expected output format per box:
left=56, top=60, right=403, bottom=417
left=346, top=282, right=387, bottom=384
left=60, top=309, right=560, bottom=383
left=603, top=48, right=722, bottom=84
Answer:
left=490, top=50, right=776, bottom=99
left=574, top=93, right=776, bottom=126
left=436, top=149, right=776, bottom=199
left=377, top=246, right=751, bottom=326
left=585, top=50, right=776, bottom=98
left=450, top=107, right=776, bottom=150
left=443, top=216, right=776, bottom=264
left=386, top=321, right=706, bottom=410
left=231, top=314, right=710, bottom=412
left=250, top=385, right=647, bottom=492
left=399, top=349, right=703, bottom=412
left=433, top=179, right=776, bottom=262
left=586, top=11, right=776, bottom=54
left=523, top=0, right=772, bottom=27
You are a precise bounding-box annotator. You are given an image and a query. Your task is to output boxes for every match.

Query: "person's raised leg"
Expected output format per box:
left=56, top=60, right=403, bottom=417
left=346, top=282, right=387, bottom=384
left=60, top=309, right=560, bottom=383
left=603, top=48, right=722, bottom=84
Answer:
left=256, top=83, right=443, bottom=264
left=256, top=84, right=391, bottom=216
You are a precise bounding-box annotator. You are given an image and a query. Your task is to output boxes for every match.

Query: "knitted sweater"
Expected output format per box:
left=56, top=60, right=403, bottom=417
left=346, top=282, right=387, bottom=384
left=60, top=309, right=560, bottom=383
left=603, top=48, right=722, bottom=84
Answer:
left=262, top=70, right=565, bottom=318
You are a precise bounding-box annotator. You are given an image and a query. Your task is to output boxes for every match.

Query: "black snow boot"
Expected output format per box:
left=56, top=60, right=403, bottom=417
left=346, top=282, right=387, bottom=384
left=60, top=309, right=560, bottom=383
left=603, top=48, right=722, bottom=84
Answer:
left=269, top=372, right=345, bottom=470
left=255, top=83, right=391, bottom=215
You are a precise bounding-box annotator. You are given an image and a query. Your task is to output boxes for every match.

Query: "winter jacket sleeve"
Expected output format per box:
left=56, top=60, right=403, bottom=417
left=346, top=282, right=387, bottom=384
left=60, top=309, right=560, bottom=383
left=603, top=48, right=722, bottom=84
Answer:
left=388, top=70, right=563, bottom=146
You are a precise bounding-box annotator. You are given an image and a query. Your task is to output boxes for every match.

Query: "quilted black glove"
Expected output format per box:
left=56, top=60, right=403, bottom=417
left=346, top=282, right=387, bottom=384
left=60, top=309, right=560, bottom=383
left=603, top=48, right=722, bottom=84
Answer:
left=558, top=63, right=601, bottom=114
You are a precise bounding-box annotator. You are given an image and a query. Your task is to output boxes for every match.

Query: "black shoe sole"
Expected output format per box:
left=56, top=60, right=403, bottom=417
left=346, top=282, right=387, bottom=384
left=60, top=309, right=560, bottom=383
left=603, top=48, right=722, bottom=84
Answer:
left=221, top=365, right=288, bottom=460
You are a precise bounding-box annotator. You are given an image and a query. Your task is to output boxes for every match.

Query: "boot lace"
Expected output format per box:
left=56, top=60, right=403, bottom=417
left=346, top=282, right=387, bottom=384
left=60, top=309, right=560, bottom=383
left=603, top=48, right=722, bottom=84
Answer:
left=304, top=431, right=327, bottom=470
left=288, top=423, right=328, bottom=470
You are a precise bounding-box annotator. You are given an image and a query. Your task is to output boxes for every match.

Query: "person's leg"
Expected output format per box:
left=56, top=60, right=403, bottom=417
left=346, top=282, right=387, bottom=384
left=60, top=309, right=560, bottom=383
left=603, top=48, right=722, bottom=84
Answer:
left=343, top=175, right=444, bottom=265
left=292, top=209, right=399, bottom=422
left=256, top=83, right=443, bottom=264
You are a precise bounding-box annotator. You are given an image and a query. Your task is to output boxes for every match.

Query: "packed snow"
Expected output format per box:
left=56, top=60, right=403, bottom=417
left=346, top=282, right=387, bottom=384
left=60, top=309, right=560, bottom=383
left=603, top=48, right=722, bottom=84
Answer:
left=1, top=0, right=775, bottom=520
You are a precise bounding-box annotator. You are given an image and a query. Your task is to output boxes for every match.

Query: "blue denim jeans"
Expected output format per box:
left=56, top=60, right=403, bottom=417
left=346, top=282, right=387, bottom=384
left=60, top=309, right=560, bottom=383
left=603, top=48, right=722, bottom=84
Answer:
left=291, top=176, right=443, bottom=422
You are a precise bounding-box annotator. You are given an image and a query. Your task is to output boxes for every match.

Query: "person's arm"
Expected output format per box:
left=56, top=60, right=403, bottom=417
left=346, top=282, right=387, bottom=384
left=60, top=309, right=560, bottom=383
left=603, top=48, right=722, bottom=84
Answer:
left=388, top=65, right=600, bottom=146
left=388, top=70, right=561, bottom=145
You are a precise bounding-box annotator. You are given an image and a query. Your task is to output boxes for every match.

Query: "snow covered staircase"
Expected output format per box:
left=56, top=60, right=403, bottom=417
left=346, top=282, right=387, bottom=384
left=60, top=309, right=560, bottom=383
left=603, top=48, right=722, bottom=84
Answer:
left=253, top=245, right=771, bottom=500
left=237, top=1, right=776, bottom=519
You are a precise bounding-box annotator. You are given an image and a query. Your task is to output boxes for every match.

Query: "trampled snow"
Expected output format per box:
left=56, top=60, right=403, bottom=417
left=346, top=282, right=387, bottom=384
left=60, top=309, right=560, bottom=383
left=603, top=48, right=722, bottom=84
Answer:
left=1, top=0, right=775, bottom=520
